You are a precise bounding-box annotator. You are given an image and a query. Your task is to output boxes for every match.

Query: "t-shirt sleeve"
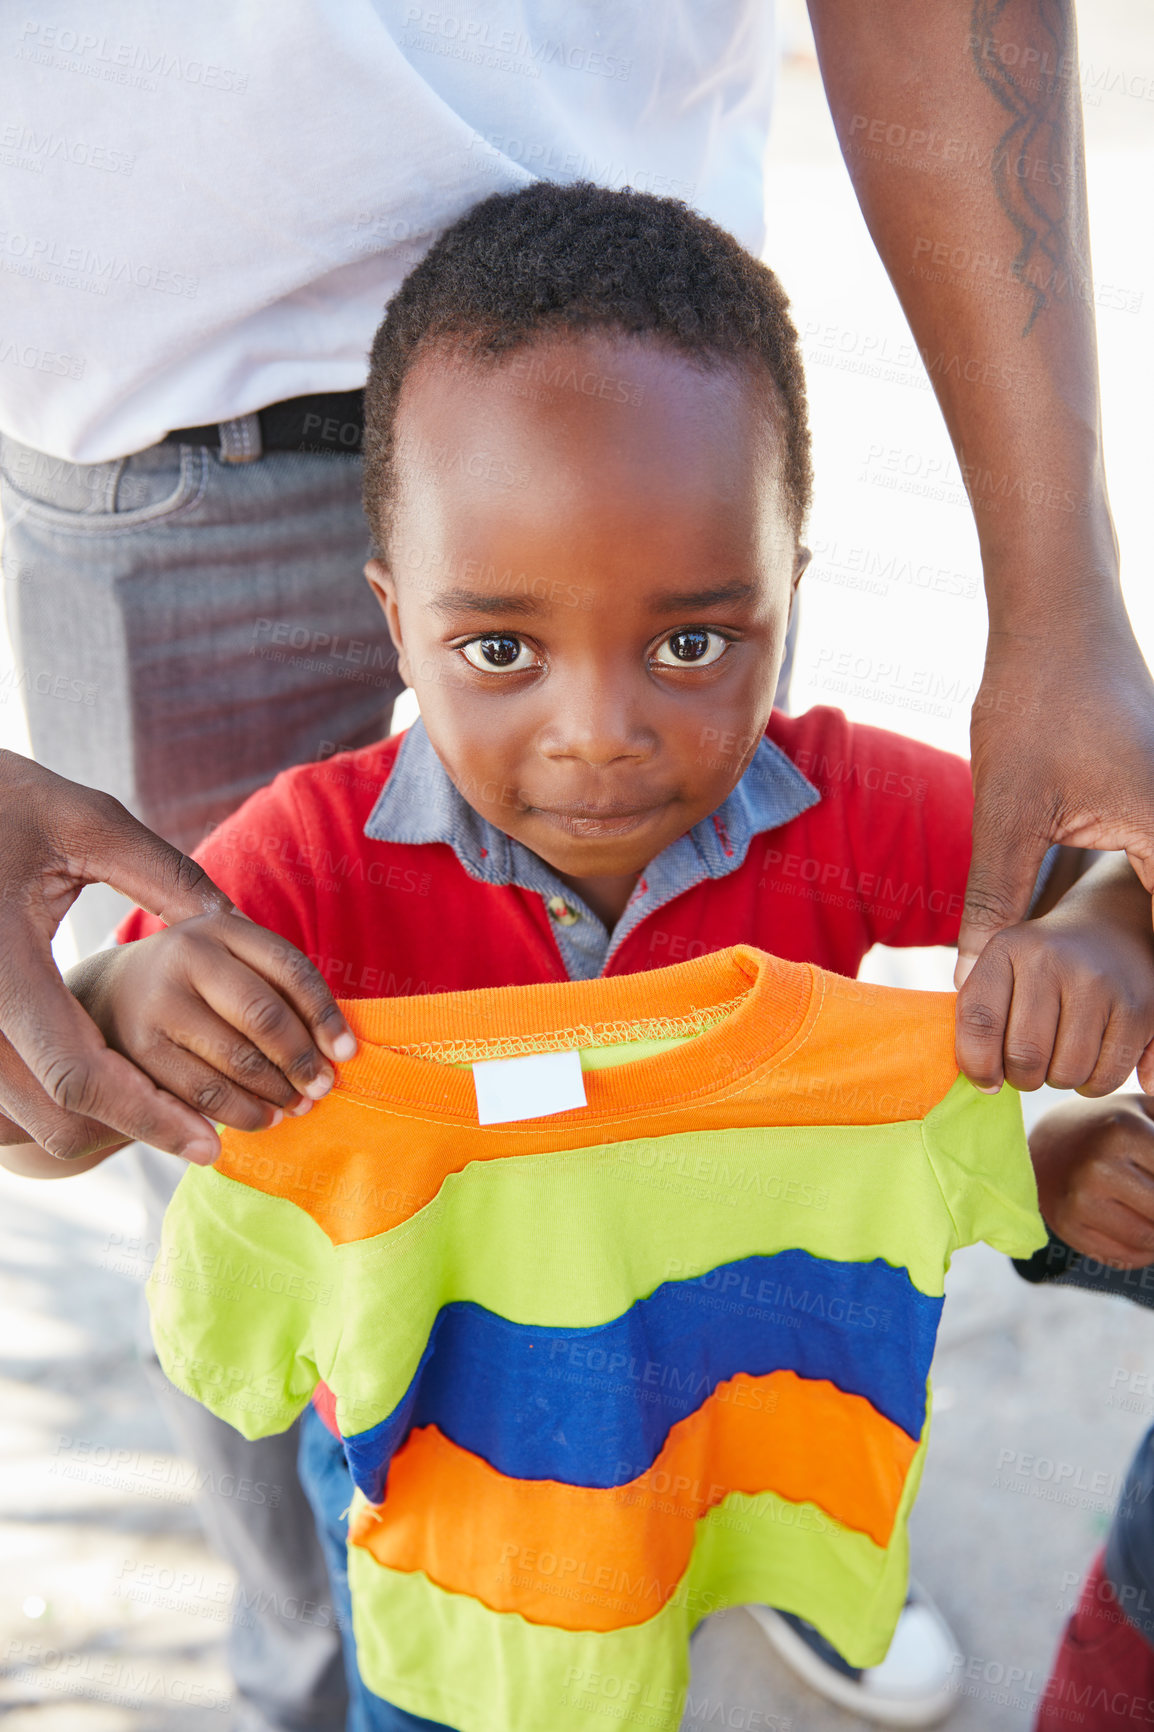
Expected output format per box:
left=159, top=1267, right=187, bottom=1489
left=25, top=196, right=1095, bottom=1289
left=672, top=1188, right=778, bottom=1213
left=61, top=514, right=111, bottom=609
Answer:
left=920, top=1076, right=1047, bottom=1260
left=117, top=772, right=321, bottom=954
left=147, top=1164, right=338, bottom=1439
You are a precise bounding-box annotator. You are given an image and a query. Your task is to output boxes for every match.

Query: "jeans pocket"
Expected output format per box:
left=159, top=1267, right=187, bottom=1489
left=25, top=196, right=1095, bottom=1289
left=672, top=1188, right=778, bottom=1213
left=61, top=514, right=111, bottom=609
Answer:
left=0, top=436, right=205, bottom=532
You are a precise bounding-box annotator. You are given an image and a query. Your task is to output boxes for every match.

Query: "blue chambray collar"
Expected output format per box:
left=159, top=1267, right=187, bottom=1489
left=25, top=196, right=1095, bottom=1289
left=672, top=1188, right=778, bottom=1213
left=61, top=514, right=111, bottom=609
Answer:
left=364, top=718, right=820, bottom=979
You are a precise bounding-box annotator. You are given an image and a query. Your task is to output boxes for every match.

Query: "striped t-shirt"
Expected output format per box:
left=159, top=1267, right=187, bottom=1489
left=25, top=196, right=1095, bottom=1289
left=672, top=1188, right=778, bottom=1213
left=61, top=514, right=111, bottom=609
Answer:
left=148, top=944, right=1044, bottom=1732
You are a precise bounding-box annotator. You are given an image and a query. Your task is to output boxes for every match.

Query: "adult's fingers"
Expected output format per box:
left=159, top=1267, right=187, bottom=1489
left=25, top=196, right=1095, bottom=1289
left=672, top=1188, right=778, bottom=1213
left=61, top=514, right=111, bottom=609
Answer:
left=0, top=752, right=234, bottom=1144
left=195, top=914, right=356, bottom=1071
left=0, top=1033, right=131, bottom=1161
left=0, top=749, right=233, bottom=927
left=955, top=784, right=1050, bottom=989
left=0, top=1014, right=219, bottom=1165
left=0, top=930, right=220, bottom=1163
left=954, top=937, right=1016, bottom=1091
left=72, top=796, right=233, bottom=925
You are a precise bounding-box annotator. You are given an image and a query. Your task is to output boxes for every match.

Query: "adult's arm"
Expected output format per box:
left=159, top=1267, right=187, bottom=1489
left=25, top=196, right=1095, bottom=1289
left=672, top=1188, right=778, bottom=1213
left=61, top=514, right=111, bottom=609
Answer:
left=0, top=751, right=350, bottom=1163
left=807, top=0, right=1154, bottom=977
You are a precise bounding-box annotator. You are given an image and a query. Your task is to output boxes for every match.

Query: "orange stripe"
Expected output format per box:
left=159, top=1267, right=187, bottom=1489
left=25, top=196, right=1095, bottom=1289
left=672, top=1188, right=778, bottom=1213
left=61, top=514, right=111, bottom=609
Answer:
left=216, top=954, right=957, bottom=1244
left=348, top=1371, right=918, bottom=1632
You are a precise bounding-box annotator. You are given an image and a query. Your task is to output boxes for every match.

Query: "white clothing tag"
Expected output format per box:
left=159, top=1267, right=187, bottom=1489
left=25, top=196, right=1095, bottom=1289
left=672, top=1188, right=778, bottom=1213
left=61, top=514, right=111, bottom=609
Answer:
left=472, top=1049, right=587, bottom=1126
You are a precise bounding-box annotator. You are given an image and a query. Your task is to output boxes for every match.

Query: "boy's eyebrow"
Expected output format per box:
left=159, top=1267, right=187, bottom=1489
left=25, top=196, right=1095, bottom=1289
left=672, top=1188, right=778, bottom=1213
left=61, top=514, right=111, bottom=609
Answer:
left=427, top=579, right=757, bottom=618
left=646, top=580, right=756, bottom=611
left=428, top=587, right=543, bottom=618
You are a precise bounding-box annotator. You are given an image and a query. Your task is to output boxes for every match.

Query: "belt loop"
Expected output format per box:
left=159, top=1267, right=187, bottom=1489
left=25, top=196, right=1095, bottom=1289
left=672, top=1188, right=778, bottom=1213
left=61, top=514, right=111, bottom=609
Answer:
left=217, top=413, right=263, bottom=464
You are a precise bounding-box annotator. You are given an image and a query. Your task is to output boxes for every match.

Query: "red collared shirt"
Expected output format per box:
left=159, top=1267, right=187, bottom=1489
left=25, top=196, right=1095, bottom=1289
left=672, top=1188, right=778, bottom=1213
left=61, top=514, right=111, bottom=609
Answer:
left=119, top=706, right=973, bottom=995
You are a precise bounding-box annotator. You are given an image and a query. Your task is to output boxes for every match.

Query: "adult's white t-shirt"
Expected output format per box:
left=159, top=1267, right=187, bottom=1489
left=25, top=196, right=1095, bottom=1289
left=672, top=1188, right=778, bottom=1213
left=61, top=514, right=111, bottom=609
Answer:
left=0, top=1, right=777, bottom=462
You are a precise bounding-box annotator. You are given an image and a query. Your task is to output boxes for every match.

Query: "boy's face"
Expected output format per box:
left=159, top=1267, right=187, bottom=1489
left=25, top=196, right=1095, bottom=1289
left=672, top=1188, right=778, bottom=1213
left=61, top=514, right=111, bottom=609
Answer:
left=367, top=332, right=803, bottom=908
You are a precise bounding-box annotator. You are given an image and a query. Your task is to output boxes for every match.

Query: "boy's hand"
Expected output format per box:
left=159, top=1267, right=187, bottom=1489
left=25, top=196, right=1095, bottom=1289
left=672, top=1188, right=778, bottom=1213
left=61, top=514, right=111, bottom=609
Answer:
left=1030, top=1095, right=1154, bottom=1269
left=955, top=891, right=1154, bottom=1098
left=68, top=913, right=356, bottom=1156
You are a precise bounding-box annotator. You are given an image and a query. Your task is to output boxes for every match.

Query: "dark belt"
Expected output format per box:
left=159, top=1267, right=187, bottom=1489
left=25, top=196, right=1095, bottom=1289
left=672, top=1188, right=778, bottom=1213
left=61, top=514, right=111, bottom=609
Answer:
left=164, top=389, right=365, bottom=459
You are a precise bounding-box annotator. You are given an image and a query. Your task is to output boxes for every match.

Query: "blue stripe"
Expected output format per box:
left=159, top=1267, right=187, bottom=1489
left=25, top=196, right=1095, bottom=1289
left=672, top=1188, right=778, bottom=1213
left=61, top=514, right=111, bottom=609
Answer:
left=342, top=1251, right=941, bottom=1503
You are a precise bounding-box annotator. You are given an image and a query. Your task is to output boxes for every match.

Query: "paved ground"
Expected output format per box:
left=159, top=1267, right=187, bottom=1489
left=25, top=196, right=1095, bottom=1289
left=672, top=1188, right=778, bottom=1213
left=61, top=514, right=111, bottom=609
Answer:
left=3, top=4, right=1154, bottom=1727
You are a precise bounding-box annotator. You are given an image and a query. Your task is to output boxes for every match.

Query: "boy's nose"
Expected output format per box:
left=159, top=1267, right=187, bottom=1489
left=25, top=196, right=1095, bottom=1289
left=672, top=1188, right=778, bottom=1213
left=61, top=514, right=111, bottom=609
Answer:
left=537, top=671, right=657, bottom=767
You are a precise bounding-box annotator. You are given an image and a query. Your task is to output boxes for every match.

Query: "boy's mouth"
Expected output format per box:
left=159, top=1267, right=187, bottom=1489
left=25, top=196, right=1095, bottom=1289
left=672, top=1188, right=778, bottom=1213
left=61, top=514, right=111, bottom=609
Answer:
left=531, top=803, right=661, bottom=839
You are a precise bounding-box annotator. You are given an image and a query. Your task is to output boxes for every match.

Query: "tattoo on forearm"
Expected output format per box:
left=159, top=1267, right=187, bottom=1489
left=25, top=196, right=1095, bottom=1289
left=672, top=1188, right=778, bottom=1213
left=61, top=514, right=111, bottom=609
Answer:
left=970, top=0, right=1085, bottom=336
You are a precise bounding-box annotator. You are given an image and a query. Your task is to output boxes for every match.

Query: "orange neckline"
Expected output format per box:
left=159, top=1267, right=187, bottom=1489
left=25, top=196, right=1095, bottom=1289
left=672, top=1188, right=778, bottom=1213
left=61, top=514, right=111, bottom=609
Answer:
left=330, top=945, right=817, bottom=1128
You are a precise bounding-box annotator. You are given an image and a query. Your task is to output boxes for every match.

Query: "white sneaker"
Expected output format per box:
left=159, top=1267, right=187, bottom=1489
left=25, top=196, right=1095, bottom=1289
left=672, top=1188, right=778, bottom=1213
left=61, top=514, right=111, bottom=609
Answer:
left=745, top=1582, right=958, bottom=1726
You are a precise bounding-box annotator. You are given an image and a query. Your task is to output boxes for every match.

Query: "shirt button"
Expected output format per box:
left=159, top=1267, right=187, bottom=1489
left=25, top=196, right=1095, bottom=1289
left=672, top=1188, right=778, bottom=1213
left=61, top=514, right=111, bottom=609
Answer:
left=547, top=895, right=580, bottom=926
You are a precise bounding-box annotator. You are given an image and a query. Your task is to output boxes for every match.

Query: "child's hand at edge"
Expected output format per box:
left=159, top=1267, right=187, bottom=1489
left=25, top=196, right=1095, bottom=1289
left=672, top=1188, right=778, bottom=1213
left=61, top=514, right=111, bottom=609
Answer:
left=1030, top=1095, right=1154, bottom=1268
left=955, top=855, right=1154, bottom=1097
left=0, top=912, right=357, bottom=1177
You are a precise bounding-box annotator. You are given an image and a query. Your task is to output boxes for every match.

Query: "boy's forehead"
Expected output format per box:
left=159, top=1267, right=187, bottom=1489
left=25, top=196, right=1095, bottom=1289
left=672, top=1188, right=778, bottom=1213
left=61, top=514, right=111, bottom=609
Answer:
left=392, top=332, right=791, bottom=543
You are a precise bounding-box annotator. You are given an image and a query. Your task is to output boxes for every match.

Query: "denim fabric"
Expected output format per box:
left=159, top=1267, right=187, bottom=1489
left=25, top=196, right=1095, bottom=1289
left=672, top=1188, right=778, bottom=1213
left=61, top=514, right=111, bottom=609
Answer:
left=0, top=433, right=402, bottom=952
left=1106, top=1424, right=1154, bottom=1644
left=365, top=716, right=819, bottom=981
left=298, top=1404, right=456, bottom=1732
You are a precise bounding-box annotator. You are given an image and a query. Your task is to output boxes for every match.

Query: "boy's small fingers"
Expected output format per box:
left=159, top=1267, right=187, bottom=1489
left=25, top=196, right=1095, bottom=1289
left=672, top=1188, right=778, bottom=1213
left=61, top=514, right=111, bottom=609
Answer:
left=157, top=1037, right=284, bottom=1136
left=194, top=957, right=335, bottom=1099
left=1044, top=1007, right=1113, bottom=1093
left=1061, top=1214, right=1154, bottom=1269
left=1077, top=1045, right=1143, bottom=1098
left=217, top=918, right=356, bottom=1064
left=1091, top=1185, right=1154, bottom=1256
left=954, top=945, right=1014, bottom=1091
left=1072, top=1005, right=1149, bottom=1098
left=177, top=1014, right=303, bottom=1110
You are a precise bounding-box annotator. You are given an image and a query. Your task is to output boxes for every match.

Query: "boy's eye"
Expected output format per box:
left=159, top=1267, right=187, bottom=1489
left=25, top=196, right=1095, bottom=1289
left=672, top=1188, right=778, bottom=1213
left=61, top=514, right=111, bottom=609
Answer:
left=461, top=634, right=538, bottom=673
left=653, top=629, right=728, bottom=669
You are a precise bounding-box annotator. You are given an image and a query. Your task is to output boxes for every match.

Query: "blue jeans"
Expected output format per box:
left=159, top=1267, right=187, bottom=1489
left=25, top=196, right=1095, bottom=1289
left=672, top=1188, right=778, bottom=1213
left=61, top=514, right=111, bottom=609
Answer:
left=298, top=1404, right=456, bottom=1732
left=0, top=433, right=401, bottom=951
left=0, top=432, right=404, bottom=1732
left=1106, top=1423, right=1154, bottom=1641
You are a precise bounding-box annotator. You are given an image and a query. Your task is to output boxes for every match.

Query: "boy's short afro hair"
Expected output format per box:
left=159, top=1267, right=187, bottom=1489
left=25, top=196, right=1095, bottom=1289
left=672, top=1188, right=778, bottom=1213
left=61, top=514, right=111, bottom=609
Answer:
left=363, top=181, right=812, bottom=552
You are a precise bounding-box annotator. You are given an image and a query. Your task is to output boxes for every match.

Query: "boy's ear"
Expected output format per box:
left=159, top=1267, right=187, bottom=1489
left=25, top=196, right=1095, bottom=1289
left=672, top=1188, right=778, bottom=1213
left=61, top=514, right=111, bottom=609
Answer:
left=364, top=558, right=411, bottom=686
left=791, top=545, right=812, bottom=594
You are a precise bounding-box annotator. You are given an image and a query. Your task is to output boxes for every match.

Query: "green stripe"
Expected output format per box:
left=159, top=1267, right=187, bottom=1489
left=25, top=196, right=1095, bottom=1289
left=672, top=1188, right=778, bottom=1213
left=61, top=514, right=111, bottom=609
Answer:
left=147, top=1168, right=340, bottom=1439
left=347, top=1446, right=925, bottom=1732
left=921, top=1069, right=1045, bottom=1254
left=148, top=1076, right=1039, bottom=1439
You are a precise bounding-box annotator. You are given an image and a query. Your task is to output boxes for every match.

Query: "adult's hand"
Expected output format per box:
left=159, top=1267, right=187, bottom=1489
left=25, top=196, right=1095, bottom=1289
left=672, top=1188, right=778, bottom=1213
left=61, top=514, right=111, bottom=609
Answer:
left=958, top=610, right=1154, bottom=983
left=0, top=751, right=351, bottom=1164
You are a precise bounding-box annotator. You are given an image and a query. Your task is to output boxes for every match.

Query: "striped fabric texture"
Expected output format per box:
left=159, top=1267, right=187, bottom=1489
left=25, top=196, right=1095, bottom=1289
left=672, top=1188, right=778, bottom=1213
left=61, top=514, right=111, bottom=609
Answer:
left=147, top=945, right=1045, bottom=1732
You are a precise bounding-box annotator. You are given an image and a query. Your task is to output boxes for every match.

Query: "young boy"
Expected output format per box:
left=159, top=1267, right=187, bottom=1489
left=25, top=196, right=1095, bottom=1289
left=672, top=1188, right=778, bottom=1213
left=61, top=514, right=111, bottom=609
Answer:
left=4, top=184, right=1154, bottom=1730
